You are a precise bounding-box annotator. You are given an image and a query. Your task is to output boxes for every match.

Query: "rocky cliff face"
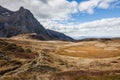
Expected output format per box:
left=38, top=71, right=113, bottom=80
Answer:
left=47, top=29, right=73, bottom=41
left=0, top=6, right=73, bottom=41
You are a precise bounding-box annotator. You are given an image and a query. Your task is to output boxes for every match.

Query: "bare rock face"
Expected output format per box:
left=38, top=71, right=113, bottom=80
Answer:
left=0, top=6, right=73, bottom=41
left=47, top=29, right=73, bottom=41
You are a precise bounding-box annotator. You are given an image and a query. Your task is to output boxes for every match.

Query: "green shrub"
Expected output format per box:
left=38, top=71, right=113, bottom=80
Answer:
left=5, top=43, right=17, bottom=50
left=16, top=47, right=25, bottom=52
left=0, top=41, right=8, bottom=45
left=25, top=48, right=32, bottom=53
left=0, top=49, right=5, bottom=54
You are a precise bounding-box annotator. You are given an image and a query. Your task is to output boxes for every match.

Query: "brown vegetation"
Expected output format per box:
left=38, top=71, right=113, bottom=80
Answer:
left=57, top=39, right=120, bottom=58
left=0, top=38, right=120, bottom=80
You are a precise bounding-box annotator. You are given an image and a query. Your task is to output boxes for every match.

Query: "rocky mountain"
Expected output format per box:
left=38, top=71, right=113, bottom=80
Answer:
left=47, top=29, right=73, bottom=41
left=0, top=6, right=73, bottom=41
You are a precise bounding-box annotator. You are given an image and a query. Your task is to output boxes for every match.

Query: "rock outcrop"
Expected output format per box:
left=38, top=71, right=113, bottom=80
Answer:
left=0, top=6, right=73, bottom=41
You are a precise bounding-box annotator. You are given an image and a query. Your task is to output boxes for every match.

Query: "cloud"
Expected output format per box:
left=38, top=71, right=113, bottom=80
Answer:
left=44, top=18, right=120, bottom=39
left=0, top=0, right=119, bottom=20
left=0, top=0, right=78, bottom=20
left=111, top=1, right=120, bottom=8
left=0, top=0, right=120, bottom=39
left=79, top=0, right=118, bottom=14
left=0, top=0, right=119, bottom=19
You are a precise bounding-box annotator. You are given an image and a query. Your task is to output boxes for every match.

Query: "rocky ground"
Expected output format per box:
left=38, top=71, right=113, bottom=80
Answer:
left=0, top=38, right=120, bottom=80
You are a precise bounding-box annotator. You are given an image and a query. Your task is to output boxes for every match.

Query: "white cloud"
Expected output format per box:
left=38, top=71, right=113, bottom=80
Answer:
left=111, top=1, right=120, bottom=8
left=45, top=18, right=120, bottom=39
left=0, top=0, right=78, bottom=20
left=79, top=0, right=118, bottom=14
left=0, top=0, right=120, bottom=39
left=0, top=0, right=119, bottom=19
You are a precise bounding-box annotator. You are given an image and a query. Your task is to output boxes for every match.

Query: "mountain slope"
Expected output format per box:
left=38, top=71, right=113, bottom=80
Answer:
left=47, top=29, right=73, bottom=41
left=0, top=6, right=73, bottom=41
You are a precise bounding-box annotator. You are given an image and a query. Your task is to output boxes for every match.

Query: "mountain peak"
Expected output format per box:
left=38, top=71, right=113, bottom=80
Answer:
left=19, top=6, right=25, bottom=11
left=0, top=5, right=12, bottom=15
left=0, top=5, right=9, bottom=11
left=0, top=5, right=5, bottom=9
left=0, top=6, right=73, bottom=41
left=18, top=6, right=28, bottom=12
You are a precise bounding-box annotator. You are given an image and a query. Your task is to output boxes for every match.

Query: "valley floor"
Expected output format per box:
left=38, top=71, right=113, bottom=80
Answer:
left=0, top=38, right=120, bottom=80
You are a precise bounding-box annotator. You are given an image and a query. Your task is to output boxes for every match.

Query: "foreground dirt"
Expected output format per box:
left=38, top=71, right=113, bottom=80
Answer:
left=0, top=38, right=120, bottom=80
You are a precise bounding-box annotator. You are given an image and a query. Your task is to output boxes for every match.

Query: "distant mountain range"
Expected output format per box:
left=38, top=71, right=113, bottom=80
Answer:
left=78, top=36, right=115, bottom=40
left=0, top=6, right=73, bottom=41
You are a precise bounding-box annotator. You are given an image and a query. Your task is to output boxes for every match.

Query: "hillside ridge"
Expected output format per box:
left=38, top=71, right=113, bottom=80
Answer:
left=0, top=6, right=73, bottom=41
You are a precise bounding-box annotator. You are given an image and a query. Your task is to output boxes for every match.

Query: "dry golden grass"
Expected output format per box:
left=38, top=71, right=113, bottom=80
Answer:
left=57, top=40, right=120, bottom=58
left=0, top=38, right=120, bottom=80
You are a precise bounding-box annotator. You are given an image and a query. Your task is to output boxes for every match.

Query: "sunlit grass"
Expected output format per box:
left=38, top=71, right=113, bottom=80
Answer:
left=57, top=40, right=120, bottom=58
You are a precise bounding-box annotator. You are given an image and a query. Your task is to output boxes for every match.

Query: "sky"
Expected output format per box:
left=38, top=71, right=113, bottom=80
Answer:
left=0, top=0, right=120, bottom=39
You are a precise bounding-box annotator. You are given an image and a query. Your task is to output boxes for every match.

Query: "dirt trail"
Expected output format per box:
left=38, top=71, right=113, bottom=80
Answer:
left=0, top=38, right=120, bottom=80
